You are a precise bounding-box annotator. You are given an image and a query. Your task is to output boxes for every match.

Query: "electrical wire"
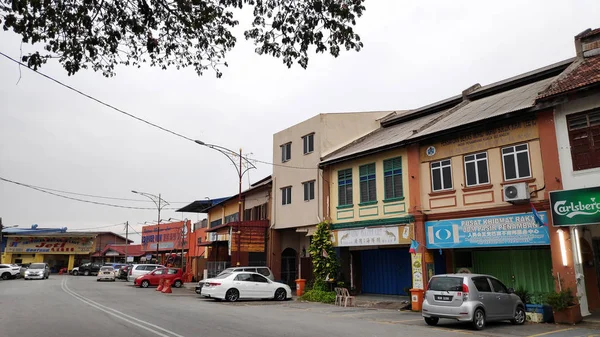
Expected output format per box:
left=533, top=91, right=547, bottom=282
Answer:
left=0, top=176, right=180, bottom=210
left=0, top=51, right=317, bottom=171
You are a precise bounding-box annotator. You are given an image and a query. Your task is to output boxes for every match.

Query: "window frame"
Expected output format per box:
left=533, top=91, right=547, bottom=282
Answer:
left=337, top=168, right=353, bottom=206
left=281, top=186, right=292, bottom=205
left=501, top=143, right=532, bottom=181
left=303, top=180, right=315, bottom=201
left=430, top=159, right=453, bottom=192
left=566, top=109, right=600, bottom=171
left=383, top=157, right=403, bottom=200
left=359, top=163, right=377, bottom=203
left=463, top=152, right=490, bottom=187
left=302, top=133, right=315, bottom=155
left=281, top=142, right=292, bottom=162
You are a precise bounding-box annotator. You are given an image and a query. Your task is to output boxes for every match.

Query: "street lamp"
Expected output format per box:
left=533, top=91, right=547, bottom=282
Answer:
left=195, top=140, right=256, bottom=266
left=132, top=191, right=169, bottom=264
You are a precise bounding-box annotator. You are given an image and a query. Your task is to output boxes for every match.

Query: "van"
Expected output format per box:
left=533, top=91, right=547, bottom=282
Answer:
left=127, top=264, right=164, bottom=282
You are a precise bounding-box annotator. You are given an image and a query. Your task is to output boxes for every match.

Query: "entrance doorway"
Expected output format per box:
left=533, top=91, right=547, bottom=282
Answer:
left=281, top=248, right=297, bottom=287
left=43, top=255, right=69, bottom=273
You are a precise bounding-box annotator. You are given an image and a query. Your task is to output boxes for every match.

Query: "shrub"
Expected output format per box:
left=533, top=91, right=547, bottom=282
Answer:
left=545, top=289, right=576, bottom=311
left=301, top=289, right=336, bottom=304
left=514, top=287, right=531, bottom=304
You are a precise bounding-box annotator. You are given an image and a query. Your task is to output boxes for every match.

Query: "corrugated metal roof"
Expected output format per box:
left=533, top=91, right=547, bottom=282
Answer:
left=413, top=76, right=556, bottom=138
left=321, top=109, right=449, bottom=164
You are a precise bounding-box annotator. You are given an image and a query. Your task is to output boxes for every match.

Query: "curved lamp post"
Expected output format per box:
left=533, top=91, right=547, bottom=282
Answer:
left=195, top=140, right=256, bottom=266
left=132, top=191, right=169, bottom=264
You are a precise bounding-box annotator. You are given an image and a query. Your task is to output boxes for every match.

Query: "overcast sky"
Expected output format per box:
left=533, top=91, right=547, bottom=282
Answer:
left=1, top=0, right=599, bottom=243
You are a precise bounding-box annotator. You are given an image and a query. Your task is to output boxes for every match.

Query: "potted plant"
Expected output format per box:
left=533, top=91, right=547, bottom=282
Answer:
left=544, top=289, right=582, bottom=324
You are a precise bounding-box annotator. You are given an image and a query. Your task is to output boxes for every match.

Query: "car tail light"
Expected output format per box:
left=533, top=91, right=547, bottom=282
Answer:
left=129, top=269, right=132, bottom=275
left=462, top=283, right=469, bottom=300
left=208, top=282, right=221, bottom=287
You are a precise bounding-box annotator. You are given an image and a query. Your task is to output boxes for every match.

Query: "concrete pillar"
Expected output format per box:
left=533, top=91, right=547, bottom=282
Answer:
left=34, top=254, right=44, bottom=263
left=68, top=254, right=76, bottom=271
left=267, top=229, right=282, bottom=280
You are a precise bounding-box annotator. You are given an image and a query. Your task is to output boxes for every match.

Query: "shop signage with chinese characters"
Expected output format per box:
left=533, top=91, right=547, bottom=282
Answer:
left=550, top=187, right=600, bottom=226
left=332, top=225, right=412, bottom=247
left=141, top=221, right=189, bottom=251
left=5, top=237, right=95, bottom=254
left=411, top=253, right=424, bottom=290
left=425, top=212, right=550, bottom=249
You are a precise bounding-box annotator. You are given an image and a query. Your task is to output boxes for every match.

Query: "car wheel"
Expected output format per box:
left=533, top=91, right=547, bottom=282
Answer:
left=511, top=306, right=526, bottom=325
left=424, top=317, right=439, bottom=326
left=225, top=289, right=240, bottom=302
left=1, top=273, right=10, bottom=280
left=274, top=288, right=287, bottom=301
left=472, top=308, right=486, bottom=330
left=174, top=280, right=182, bottom=288
left=73, top=271, right=79, bottom=276
left=83, top=270, right=90, bottom=276
left=141, top=280, right=150, bottom=288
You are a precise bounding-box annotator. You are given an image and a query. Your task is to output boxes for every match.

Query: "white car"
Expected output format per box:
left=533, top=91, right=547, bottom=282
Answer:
left=97, top=266, right=116, bottom=281
left=0, top=263, right=21, bottom=280
left=127, top=264, right=164, bottom=282
left=201, top=271, right=292, bottom=302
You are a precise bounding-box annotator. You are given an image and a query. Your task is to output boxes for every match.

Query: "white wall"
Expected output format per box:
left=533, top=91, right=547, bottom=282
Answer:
left=554, top=92, right=600, bottom=189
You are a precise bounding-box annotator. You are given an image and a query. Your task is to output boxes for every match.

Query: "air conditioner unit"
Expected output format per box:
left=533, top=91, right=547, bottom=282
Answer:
left=503, top=182, right=530, bottom=203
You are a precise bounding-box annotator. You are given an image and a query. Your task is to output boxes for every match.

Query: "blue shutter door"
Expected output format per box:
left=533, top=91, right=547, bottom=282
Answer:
left=360, top=248, right=412, bottom=295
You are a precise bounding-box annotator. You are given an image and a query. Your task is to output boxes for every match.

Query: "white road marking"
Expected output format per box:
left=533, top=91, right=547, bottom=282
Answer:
left=61, top=278, right=186, bottom=337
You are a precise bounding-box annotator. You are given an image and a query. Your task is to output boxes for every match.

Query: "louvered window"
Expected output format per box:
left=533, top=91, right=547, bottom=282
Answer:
left=338, top=169, right=353, bottom=206
left=383, top=157, right=403, bottom=199
left=567, top=109, right=600, bottom=171
left=359, top=163, right=377, bottom=203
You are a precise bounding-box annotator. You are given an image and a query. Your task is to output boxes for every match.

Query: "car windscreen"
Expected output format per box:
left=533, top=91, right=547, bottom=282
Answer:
left=100, top=267, right=113, bottom=271
left=29, top=264, right=45, bottom=269
left=428, top=277, right=463, bottom=291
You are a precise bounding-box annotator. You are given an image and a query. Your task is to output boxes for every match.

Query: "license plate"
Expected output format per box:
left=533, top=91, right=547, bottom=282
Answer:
left=435, top=295, right=453, bottom=301
left=104, top=272, right=110, bottom=275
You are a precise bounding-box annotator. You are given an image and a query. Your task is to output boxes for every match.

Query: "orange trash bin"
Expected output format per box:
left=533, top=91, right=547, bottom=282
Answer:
left=410, top=288, right=424, bottom=312
left=295, top=279, right=306, bottom=297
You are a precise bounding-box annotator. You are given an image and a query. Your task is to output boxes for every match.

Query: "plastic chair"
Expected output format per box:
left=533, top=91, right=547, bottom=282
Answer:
left=341, top=288, right=355, bottom=307
left=334, top=287, right=343, bottom=306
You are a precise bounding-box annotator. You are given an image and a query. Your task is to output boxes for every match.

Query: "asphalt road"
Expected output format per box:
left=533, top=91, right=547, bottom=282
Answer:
left=1, top=275, right=599, bottom=337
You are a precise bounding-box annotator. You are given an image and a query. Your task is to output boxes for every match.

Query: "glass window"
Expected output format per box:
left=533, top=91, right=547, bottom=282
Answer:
left=251, top=274, right=270, bottom=283
left=167, top=269, right=178, bottom=275
left=502, top=144, right=531, bottom=180
left=338, top=169, right=353, bottom=206
left=153, top=269, right=165, bottom=275
left=428, top=277, right=463, bottom=291
left=257, top=268, right=271, bottom=277
left=302, top=133, right=314, bottom=154
left=235, top=273, right=253, bottom=282
left=472, top=277, right=492, bottom=292
left=224, top=212, right=239, bottom=224
left=359, top=163, right=377, bottom=203
left=303, top=180, right=315, bottom=201
left=431, top=159, right=453, bottom=191
left=489, top=278, right=508, bottom=293
left=281, top=142, right=291, bottom=162
left=383, top=157, right=403, bottom=199
left=464, top=152, right=489, bottom=187
left=214, top=272, right=232, bottom=279
left=567, top=109, right=600, bottom=171
left=281, top=186, right=292, bottom=205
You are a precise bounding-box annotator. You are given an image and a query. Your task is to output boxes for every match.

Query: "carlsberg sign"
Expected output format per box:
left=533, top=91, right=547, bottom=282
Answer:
left=550, top=186, right=600, bottom=226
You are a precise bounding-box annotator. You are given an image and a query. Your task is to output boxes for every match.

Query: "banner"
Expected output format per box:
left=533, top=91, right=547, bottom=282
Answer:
left=425, top=212, right=550, bottom=249
left=5, top=237, right=94, bottom=254
left=550, top=186, right=600, bottom=226
left=411, top=253, right=424, bottom=290
left=332, top=225, right=412, bottom=247
left=141, top=221, right=190, bottom=252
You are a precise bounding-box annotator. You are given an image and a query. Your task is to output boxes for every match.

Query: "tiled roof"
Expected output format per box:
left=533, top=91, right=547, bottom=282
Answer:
left=537, top=55, right=600, bottom=99
left=101, top=244, right=145, bottom=256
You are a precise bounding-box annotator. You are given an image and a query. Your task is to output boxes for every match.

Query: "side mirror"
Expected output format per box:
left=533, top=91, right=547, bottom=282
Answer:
left=507, top=288, right=515, bottom=294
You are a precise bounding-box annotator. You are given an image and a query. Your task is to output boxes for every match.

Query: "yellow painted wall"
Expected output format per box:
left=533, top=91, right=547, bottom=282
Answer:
left=329, top=148, right=411, bottom=224
left=223, top=201, right=239, bottom=218
left=420, top=139, right=545, bottom=213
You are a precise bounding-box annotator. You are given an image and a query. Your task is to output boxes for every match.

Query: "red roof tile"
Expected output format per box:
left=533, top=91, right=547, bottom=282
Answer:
left=538, top=55, right=600, bottom=99
left=101, top=244, right=145, bottom=257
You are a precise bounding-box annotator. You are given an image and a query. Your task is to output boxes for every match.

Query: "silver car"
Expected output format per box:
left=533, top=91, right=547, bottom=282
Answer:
left=24, top=263, right=50, bottom=280
left=422, top=273, right=525, bottom=330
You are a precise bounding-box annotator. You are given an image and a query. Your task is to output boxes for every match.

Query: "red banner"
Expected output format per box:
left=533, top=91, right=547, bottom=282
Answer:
left=141, top=221, right=190, bottom=252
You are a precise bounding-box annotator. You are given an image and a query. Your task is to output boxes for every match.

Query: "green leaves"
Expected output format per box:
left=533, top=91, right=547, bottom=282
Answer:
left=0, top=0, right=365, bottom=77
left=309, top=221, right=339, bottom=283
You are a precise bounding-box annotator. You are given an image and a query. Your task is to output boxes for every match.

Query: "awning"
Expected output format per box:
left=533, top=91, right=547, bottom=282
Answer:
left=175, top=197, right=232, bottom=213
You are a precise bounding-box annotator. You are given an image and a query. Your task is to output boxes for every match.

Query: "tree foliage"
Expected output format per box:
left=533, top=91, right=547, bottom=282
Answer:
left=0, top=0, right=365, bottom=77
left=308, top=220, right=338, bottom=284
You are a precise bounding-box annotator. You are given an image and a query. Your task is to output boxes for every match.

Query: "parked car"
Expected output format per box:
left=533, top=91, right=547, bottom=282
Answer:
left=117, top=265, right=131, bottom=280
left=103, top=263, right=126, bottom=277
left=196, top=266, right=273, bottom=294
left=70, top=266, right=79, bottom=275
left=127, top=264, right=164, bottom=282
left=24, top=263, right=50, bottom=280
left=201, top=271, right=291, bottom=302
left=0, top=263, right=21, bottom=280
left=134, top=268, right=184, bottom=288
left=422, top=273, right=525, bottom=330
left=78, top=262, right=102, bottom=276
left=97, top=266, right=116, bottom=281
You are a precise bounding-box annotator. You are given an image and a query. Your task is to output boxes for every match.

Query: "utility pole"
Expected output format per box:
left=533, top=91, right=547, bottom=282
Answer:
left=125, top=221, right=129, bottom=264
left=157, top=194, right=161, bottom=264
left=131, top=191, right=168, bottom=265
left=237, top=148, right=242, bottom=266
left=181, top=219, right=186, bottom=270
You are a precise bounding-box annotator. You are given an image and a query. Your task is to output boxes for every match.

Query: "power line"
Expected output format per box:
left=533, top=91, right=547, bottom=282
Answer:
left=0, top=176, right=180, bottom=210
left=0, top=51, right=317, bottom=171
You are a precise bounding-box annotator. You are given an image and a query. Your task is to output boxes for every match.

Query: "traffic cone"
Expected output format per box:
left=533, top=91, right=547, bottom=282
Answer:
left=161, top=279, right=172, bottom=294
left=156, top=278, right=164, bottom=292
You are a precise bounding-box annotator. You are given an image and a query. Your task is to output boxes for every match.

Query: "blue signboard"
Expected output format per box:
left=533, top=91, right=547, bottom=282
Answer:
left=425, top=212, right=550, bottom=249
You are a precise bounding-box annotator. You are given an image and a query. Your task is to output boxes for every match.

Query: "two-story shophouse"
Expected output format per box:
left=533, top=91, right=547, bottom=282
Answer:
left=270, top=112, right=392, bottom=285
left=537, top=28, right=600, bottom=315
left=178, top=176, right=272, bottom=278
left=319, top=55, right=577, bottom=299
